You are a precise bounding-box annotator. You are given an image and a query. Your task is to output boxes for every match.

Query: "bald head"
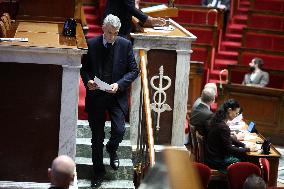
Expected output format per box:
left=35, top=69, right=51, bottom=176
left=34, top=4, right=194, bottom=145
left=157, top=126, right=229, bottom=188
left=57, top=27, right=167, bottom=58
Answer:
left=48, top=155, right=75, bottom=188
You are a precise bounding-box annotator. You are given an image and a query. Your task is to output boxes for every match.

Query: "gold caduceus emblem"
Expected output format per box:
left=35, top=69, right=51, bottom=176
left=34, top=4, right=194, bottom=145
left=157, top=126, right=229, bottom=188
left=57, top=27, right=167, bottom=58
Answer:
left=150, top=66, right=172, bottom=131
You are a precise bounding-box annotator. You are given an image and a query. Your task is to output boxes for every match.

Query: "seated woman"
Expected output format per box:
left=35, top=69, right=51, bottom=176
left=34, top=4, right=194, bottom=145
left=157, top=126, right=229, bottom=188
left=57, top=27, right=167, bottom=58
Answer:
left=205, top=99, right=257, bottom=172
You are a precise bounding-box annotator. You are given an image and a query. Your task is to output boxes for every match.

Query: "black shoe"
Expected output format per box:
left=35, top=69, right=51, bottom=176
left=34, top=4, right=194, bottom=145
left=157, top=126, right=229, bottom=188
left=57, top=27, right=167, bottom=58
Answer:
left=93, top=176, right=104, bottom=187
left=106, top=144, right=120, bottom=170
left=93, top=166, right=106, bottom=187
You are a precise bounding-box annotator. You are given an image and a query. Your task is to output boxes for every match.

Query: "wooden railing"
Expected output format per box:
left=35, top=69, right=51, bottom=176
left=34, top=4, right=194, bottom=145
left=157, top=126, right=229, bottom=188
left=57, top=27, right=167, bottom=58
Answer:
left=139, top=49, right=155, bottom=167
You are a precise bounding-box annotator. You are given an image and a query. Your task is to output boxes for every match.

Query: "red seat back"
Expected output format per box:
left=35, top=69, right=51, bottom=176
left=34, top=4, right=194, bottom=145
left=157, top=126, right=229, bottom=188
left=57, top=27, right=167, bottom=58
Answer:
left=192, top=162, right=212, bottom=189
left=227, top=162, right=261, bottom=189
left=251, top=0, right=284, bottom=13
left=248, top=14, right=284, bottom=31
left=259, top=158, right=270, bottom=185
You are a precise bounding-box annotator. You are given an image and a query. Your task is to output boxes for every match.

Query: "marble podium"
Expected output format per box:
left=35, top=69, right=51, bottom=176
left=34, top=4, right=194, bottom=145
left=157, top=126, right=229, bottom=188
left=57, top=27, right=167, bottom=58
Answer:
left=130, top=19, right=196, bottom=146
left=0, top=21, right=86, bottom=188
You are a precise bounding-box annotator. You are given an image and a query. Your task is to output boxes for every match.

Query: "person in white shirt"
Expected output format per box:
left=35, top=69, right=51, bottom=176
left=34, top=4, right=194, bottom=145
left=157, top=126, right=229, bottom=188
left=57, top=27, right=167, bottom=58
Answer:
left=242, top=58, right=269, bottom=87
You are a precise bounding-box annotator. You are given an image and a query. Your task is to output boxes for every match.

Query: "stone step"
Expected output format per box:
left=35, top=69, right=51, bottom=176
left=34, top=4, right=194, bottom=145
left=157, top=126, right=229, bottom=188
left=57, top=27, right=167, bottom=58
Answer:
left=78, top=179, right=135, bottom=189
left=76, top=138, right=132, bottom=159
left=76, top=157, right=133, bottom=180
left=77, top=120, right=130, bottom=139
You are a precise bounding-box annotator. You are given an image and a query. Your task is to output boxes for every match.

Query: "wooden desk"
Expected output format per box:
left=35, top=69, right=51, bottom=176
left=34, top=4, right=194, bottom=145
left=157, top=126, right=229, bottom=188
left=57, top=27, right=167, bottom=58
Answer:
left=232, top=125, right=281, bottom=187
left=218, top=83, right=284, bottom=146
left=0, top=20, right=86, bottom=183
left=245, top=133, right=281, bottom=187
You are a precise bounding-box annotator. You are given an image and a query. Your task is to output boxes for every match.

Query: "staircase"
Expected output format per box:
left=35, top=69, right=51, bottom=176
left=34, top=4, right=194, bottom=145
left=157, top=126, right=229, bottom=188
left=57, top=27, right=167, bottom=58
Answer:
left=209, top=0, right=250, bottom=83
left=76, top=120, right=135, bottom=189
left=83, top=5, right=103, bottom=38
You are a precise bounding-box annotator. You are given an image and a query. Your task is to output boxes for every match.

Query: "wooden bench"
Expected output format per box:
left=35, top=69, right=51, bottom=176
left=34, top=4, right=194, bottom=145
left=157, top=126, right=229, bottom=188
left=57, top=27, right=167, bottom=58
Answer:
left=247, top=10, right=284, bottom=31
left=238, top=47, right=284, bottom=71
left=242, top=28, right=284, bottom=52
left=250, top=0, right=284, bottom=13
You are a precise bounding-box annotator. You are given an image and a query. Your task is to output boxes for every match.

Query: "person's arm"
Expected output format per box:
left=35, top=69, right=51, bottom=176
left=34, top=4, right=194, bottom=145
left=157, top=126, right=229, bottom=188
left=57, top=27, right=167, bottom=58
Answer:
left=242, top=74, right=249, bottom=85
left=259, top=71, right=269, bottom=87
left=80, top=39, right=98, bottom=91
left=221, top=126, right=250, bottom=156
left=80, top=44, right=92, bottom=88
left=220, top=0, right=230, bottom=10
left=123, top=0, right=165, bottom=26
left=123, top=0, right=148, bottom=23
left=116, top=40, right=139, bottom=92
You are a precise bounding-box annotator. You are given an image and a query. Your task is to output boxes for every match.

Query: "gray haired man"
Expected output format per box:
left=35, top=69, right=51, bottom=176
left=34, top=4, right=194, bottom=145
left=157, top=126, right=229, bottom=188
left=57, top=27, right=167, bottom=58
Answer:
left=80, top=14, right=138, bottom=187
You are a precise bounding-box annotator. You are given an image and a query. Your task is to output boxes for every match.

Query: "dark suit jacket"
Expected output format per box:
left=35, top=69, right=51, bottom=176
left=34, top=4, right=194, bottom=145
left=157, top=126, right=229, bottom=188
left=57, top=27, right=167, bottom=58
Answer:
left=206, top=121, right=249, bottom=161
left=190, top=103, right=213, bottom=136
left=104, top=0, right=148, bottom=36
left=80, top=35, right=139, bottom=115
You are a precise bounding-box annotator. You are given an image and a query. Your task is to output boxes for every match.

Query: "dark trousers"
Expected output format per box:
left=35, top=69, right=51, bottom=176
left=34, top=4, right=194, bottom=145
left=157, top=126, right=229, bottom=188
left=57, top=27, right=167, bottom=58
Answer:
left=88, top=93, right=126, bottom=173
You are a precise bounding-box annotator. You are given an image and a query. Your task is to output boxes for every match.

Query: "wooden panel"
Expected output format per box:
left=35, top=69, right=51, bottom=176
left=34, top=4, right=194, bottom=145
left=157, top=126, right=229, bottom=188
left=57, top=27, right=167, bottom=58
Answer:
left=0, top=62, right=62, bottom=182
left=147, top=49, right=177, bottom=144
left=17, top=0, right=75, bottom=21
left=217, top=84, right=284, bottom=145
left=187, top=62, right=204, bottom=113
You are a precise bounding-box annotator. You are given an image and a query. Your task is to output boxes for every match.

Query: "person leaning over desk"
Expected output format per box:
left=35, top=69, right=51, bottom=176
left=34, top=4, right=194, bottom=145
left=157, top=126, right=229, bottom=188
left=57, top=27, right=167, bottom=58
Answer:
left=104, top=0, right=166, bottom=38
left=205, top=99, right=257, bottom=173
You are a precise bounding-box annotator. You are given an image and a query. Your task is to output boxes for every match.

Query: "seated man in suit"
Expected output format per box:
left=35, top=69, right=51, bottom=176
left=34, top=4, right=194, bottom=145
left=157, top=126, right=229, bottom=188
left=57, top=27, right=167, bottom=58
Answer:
left=242, top=58, right=269, bottom=87
left=190, top=87, right=215, bottom=137
left=48, top=155, right=75, bottom=189
left=192, top=82, right=217, bottom=112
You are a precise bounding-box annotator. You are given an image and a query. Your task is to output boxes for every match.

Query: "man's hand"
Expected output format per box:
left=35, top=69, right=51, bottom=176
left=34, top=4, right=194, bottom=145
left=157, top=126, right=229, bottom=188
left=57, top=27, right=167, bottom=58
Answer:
left=106, top=83, right=119, bottom=94
left=87, top=80, right=98, bottom=90
left=144, top=16, right=166, bottom=27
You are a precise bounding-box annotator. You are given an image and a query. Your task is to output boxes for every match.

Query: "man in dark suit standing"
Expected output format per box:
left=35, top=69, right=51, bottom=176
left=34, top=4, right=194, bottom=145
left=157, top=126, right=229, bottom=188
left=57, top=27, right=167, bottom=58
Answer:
left=80, top=14, right=139, bottom=186
left=104, top=0, right=166, bottom=37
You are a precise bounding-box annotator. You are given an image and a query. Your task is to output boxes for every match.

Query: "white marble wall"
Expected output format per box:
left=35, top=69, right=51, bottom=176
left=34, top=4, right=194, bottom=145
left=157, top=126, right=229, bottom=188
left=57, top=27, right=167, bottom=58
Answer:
left=0, top=45, right=86, bottom=159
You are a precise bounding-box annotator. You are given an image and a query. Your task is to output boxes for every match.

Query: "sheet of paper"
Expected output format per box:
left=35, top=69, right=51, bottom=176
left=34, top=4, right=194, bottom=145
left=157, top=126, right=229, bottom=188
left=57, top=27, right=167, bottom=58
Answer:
left=227, top=113, right=244, bottom=128
left=144, top=28, right=171, bottom=33
left=153, top=25, right=175, bottom=31
left=94, top=76, right=112, bottom=91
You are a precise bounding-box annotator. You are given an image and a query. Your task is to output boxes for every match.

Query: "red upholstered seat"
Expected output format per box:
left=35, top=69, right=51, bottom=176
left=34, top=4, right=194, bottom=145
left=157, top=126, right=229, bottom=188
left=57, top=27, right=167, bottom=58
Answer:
left=239, top=50, right=284, bottom=71
left=175, top=9, right=217, bottom=26
left=244, top=32, right=284, bottom=52
left=259, top=158, right=270, bottom=186
left=249, top=14, right=284, bottom=31
left=252, top=0, right=284, bottom=13
left=227, top=162, right=262, bottom=189
left=192, top=162, right=212, bottom=189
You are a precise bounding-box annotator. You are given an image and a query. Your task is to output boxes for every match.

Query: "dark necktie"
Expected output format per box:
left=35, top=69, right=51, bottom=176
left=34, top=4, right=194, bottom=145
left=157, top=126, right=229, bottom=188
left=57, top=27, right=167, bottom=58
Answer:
left=103, top=43, right=114, bottom=84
